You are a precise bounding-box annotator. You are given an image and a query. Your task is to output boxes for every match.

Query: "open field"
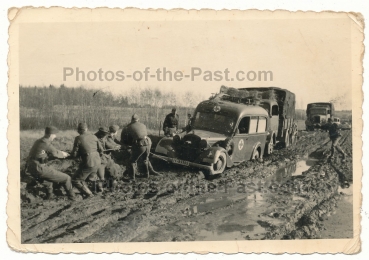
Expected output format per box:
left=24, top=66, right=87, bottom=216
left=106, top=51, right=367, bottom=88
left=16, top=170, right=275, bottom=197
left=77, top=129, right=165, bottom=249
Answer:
left=20, top=129, right=353, bottom=243
left=20, top=106, right=195, bottom=131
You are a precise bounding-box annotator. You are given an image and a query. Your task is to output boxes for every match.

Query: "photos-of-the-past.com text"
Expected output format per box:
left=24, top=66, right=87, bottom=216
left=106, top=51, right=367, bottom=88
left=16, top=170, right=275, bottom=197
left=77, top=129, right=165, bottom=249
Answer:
left=63, top=67, right=274, bottom=82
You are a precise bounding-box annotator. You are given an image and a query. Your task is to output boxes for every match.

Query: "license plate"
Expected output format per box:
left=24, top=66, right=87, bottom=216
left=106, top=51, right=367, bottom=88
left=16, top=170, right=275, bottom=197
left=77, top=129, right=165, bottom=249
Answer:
left=172, top=158, right=190, bottom=166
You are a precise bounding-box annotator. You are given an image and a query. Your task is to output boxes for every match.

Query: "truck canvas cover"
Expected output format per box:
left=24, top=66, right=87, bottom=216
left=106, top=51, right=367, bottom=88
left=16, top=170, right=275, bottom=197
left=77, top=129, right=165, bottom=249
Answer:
left=220, top=86, right=296, bottom=119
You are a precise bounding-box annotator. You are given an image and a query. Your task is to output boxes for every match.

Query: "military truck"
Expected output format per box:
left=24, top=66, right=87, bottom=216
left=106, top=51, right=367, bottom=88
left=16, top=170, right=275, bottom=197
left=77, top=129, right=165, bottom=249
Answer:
left=152, top=90, right=270, bottom=176
left=333, top=117, right=340, bottom=124
left=235, top=86, right=298, bottom=154
left=305, top=102, right=335, bottom=130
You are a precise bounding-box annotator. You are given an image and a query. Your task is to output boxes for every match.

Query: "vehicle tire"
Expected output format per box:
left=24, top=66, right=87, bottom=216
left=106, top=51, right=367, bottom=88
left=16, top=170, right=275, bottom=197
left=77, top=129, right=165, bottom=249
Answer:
left=251, top=148, right=260, bottom=160
left=209, top=152, right=227, bottom=175
left=290, top=132, right=296, bottom=145
left=265, top=141, right=274, bottom=155
left=284, top=131, right=290, bottom=148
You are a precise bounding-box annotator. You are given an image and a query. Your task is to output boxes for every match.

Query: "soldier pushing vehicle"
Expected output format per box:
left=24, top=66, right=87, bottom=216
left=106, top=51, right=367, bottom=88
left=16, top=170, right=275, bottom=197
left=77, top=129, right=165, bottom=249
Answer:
left=93, top=126, right=110, bottom=192
left=94, top=125, right=122, bottom=191
left=106, top=125, right=122, bottom=151
left=71, top=123, right=104, bottom=198
left=163, top=108, right=179, bottom=136
left=26, top=126, right=76, bottom=201
left=121, top=114, right=160, bottom=180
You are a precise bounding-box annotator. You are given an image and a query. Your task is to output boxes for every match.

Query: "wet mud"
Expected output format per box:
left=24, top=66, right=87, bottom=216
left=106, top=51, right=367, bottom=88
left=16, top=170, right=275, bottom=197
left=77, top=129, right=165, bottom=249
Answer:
left=20, top=130, right=353, bottom=243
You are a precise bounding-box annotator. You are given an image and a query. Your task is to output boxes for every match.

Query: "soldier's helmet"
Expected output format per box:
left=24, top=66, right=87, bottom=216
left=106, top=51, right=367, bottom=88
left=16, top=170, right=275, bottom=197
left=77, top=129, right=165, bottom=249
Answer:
left=77, top=123, right=88, bottom=132
left=109, top=125, right=120, bottom=133
left=98, top=126, right=109, bottom=134
left=131, top=114, right=139, bottom=121
left=45, top=126, right=59, bottom=135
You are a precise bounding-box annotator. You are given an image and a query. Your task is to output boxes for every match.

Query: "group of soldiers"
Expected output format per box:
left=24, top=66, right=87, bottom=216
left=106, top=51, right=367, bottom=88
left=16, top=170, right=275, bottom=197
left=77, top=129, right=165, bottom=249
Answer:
left=24, top=107, right=348, bottom=201
left=25, top=113, right=161, bottom=201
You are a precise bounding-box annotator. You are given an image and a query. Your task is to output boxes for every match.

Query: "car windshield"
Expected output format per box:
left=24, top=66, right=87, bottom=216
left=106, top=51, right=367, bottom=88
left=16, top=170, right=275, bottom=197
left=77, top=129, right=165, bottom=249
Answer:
left=311, top=108, right=327, bottom=115
left=193, top=112, right=235, bottom=134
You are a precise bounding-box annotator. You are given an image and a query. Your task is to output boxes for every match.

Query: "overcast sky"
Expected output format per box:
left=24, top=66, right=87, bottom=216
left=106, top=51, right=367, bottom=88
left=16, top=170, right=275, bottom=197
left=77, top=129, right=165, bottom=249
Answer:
left=19, top=15, right=352, bottom=110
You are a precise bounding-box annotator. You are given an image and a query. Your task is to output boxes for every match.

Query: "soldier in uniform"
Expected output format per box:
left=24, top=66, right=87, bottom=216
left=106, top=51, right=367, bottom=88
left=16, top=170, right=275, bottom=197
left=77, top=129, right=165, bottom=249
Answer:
left=106, top=125, right=122, bottom=150
left=71, top=123, right=104, bottom=198
left=26, top=126, right=76, bottom=200
left=183, top=113, right=193, bottom=133
left=121, top=114, right=160, bottom=179
left=93, top=126, right=110, bottom=192
left=163, top=108, right=179, bottom=136
left=103, top=125, right=124, bottom=190
left=326, top=118, right=347, bottom=161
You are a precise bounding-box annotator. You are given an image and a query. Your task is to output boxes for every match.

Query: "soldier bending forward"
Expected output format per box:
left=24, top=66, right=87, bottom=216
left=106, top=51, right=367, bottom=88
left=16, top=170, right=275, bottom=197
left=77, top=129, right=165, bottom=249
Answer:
left=27, top=126, right=76, bottom=201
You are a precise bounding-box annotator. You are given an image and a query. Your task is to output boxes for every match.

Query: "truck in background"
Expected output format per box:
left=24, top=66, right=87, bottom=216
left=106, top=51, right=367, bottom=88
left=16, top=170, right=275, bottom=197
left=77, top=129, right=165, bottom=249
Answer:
left=236, top=86, right=297, bottom=154
left=305, top=102, right=335, bottom=131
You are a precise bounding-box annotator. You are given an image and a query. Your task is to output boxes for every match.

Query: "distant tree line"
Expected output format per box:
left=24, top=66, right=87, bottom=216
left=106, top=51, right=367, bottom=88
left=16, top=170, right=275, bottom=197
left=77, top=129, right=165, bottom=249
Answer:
left=19, top=84, right=204, bottom=109
left=20, top=84, right=129, bottom=108
left=19, top=85, right=203, bottom=130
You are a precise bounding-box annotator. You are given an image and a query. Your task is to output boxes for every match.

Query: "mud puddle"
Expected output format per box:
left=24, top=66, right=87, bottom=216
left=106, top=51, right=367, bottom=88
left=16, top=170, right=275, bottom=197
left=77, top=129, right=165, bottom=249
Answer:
left=190, top=157, right=319, bottom=241
left=132, top=157, right=319, bottom=242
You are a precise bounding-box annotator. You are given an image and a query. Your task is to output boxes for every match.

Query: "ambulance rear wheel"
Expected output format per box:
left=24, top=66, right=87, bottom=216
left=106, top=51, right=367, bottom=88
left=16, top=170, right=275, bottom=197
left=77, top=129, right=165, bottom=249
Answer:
left=251, top=149, right=260, bottom=160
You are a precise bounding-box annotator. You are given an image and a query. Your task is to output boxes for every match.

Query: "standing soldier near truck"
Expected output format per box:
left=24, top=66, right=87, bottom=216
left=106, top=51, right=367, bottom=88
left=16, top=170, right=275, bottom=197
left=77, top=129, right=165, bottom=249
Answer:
left=121, top=114, right=160, bottom=179
left=326, top=118, right=347, bottom=162
left=71, top=123, right=104, bottom=198
left=163, top=108, right=179, bottom=136
left=183, top=113, right=193, bottom=133
left=26, top=126, right=76, bottom=201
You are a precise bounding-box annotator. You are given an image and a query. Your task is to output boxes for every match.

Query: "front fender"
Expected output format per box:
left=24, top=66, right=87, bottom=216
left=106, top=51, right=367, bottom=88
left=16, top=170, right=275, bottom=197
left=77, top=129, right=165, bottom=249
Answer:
left=199, top=146, right=232, bottom=167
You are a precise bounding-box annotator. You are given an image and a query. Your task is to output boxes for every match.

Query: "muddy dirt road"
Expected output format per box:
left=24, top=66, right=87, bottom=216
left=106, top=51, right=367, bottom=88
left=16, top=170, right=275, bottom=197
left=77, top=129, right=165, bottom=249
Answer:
left=20, top=130, right=353, bottom=243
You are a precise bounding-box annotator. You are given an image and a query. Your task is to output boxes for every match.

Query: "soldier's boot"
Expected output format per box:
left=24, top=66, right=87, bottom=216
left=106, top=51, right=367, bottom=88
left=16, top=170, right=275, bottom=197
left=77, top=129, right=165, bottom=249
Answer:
left=64, top=180, right=77, bottom=201
left=45, top=186, right=55, bottom=200
left=143, top=161, right=150, bottom=178
left=91, top=180, right=103, bottom=193
left=328, top=146, right=335, bottom=161
left=81, top=184, right=94, bottom=198
left=336, top=146, right=347, bottom=161
left=65, top=188, right=77, bottom=201
left=110, top=180, right=118, bottom=192
left=131, top=163, right=138, bottom=180
left=148, top=161, right=161, bottom=176
left=73, top=180, right=94, bottom=198
left=97, top=180, right=104, bottom=192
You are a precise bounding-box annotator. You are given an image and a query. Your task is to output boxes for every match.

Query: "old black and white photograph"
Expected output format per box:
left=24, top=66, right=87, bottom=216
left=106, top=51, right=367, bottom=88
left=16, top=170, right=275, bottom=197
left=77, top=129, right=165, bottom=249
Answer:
left=6, top=8, right=363, bottom=254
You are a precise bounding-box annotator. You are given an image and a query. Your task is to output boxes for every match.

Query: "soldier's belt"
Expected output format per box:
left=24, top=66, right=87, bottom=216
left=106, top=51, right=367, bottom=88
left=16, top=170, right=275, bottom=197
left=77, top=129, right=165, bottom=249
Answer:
left=83, top=151, right=99, bottom=156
